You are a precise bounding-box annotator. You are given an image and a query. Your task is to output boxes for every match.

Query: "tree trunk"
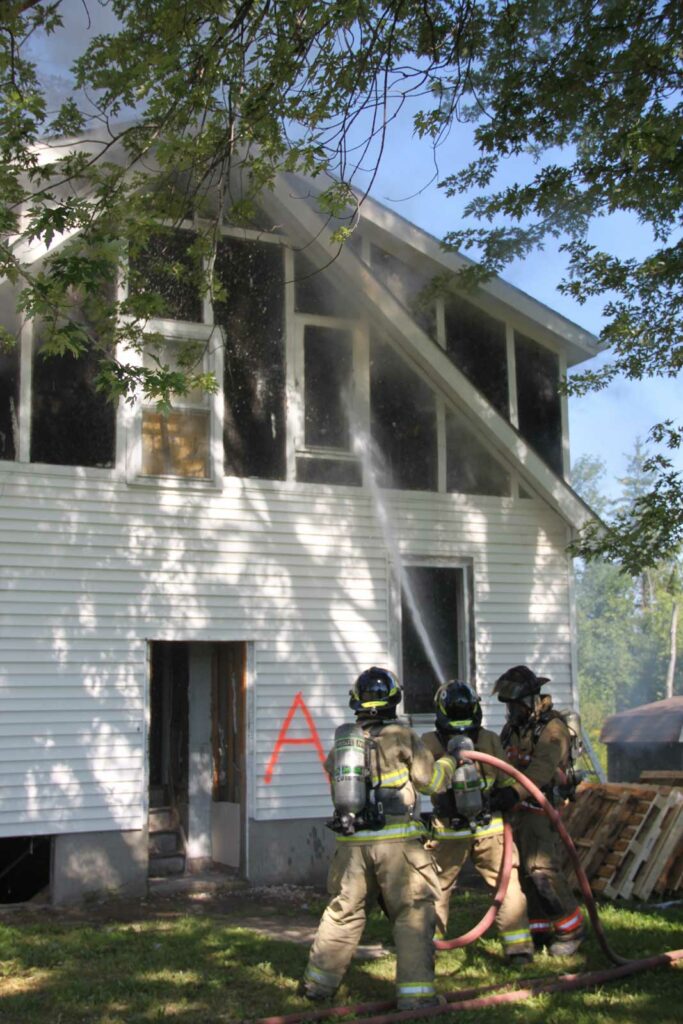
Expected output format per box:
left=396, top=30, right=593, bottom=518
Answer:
left=665, top=600, right=679, bottom=699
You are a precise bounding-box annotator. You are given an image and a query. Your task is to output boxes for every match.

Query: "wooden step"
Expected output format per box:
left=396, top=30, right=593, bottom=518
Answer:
left=149, top=830, right=182, bottom=857
left=149, top=853, right=186, bottom=878
left=149, top=806, right=178, bottom=832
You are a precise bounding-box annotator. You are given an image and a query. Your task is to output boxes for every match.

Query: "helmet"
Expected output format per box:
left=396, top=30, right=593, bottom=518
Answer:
left=434, top=680, right=482, bottom=734
left=492, top=665, right=549, bottom=704
left=349, top=667, right=402, bottom=716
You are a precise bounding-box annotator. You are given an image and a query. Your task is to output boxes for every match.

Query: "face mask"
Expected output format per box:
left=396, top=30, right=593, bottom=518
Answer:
left=506, top=701, right=530, bottom=727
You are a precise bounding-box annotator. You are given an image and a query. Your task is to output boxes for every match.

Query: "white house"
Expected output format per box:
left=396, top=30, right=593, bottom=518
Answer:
left=0, top=160, right=597, bottom=902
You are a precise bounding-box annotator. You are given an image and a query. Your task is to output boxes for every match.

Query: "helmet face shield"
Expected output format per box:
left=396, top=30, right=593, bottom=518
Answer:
left=350, top=667, right=401, bottom=715
left=434, top=680, right=482, bottom=734
left=493, top=665, right=548, bottom=703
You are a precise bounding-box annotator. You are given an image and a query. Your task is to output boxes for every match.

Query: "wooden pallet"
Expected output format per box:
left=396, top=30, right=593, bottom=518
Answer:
left=640, top=770, right=683, bottom=788
left=561, top=782, right=683, bottom=900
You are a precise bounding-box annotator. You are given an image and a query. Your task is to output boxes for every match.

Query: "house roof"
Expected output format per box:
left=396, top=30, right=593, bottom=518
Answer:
left=600, top=698, right=683, bottom=745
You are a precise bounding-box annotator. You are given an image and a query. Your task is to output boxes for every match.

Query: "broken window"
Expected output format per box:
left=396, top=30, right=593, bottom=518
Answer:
left=31, top=325, right=116, bottom=468
left=294, top=250, right=348, bottom=318
left=214, top=237, right=286, bottom=480
left=401, top=566, right=470, bottom=714
left=296, top=457, right=362, bottom=486
left=514, top=331, right=563, bottom=476
left=128, top=228, right=203, bottom=322
left=0, top=335, right=19, bottom=461
left=371, top=245, right=436, bottom=339
left=446, top=408, right=511, bottom=497
left=444, top=294, right=508, bottom=416
left=370, top=332, right=437, bottom=491
left=304, top=325, right=353, bottom=450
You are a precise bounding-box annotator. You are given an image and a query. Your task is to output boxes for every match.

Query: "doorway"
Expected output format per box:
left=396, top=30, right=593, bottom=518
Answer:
left=148, top=640, right=247, bottom=873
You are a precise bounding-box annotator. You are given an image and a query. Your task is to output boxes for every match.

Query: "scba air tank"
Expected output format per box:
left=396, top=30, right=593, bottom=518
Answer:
left=332, top=722, right=368, bottom=825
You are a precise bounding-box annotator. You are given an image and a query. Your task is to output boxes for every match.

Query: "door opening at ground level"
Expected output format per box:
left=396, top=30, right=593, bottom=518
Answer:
left=147, top=641, right=247, bottom=878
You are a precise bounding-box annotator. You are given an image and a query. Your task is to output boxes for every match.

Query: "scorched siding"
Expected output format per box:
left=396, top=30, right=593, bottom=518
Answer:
left=0, top=460, right=575, bottom=834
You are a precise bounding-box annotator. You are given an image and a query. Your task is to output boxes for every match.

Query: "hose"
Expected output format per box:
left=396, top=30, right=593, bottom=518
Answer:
left=255, top=749, right=683, bottom=1024
left=459, top=749, right=628, bottom=965
left=433, top=819, right=514, bottom=950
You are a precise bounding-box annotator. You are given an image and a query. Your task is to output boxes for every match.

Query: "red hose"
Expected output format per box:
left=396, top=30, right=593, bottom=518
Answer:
left=433, top=819, right=514, bottom=950
left=460, top=749, right=629, bottom=965
left=255, top=749, right=682, bottom=1024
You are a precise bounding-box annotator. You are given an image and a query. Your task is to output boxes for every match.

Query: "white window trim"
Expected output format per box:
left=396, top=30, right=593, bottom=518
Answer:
left=120, top=317, right=224, bottom=490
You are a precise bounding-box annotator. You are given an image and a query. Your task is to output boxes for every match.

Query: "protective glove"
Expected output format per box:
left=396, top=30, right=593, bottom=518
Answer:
left=489, top=785, right=519, bottom=813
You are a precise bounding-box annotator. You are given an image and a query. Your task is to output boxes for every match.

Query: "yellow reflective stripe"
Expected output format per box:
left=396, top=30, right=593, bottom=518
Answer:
left=397, top=982, right=436, bottom=997
left=432, top=814, right=504, bottom=839
left=336, top=821, right=425, bottom=843
left=501, top=929, right=533, bottom=947
left=371, top=766, right=410, bottom=787
left=304, top=963, right=339, bottom=987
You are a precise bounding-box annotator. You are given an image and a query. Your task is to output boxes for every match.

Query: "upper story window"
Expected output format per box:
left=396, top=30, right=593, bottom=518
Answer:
left=444, top=294, right=508, bottom=416
left=0, top=308, right=19, bottom=461
left=127, top=229, right=203, bottom=322
left=370, top=245, right=436, bottom=340
left=514, top=331, right=563, bottom=476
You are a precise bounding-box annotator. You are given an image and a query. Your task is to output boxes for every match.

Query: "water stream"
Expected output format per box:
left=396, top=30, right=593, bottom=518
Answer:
left=351, top=426, right=447, bottom=688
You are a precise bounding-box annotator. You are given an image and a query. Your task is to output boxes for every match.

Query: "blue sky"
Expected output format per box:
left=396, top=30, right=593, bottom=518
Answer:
left=30, top=5, right=681, bottom=503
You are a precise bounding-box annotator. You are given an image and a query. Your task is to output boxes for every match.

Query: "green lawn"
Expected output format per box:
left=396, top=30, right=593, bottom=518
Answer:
left=1, top=892, right=682, bottom=1023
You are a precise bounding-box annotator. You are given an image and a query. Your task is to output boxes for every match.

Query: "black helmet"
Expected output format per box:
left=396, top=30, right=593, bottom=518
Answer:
left=492, top=665, right=549, bottom=703
left=349, top=667, right=402, bottom=716
left=434, top=680, right=482, bottom=734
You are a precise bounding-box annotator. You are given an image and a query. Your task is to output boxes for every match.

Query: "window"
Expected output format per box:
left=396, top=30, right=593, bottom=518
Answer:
left=304, top=325, right=353, bottom=450
left=371, top=245, right=436, bottom=340
left=214, top=237, right=286, bottom=480
left=129, top=320, right=221, bottom=484
left=370, top=331, right=437, bottom=491
left=514, top=331, right=563, bottom=476
left=446, top=408, right=511, bottom=497
left=0, top=344, right=19, bottom=461
left=401, top=566, right=472, bottom=715
left=127, top=228, right=202, bottom=323
left=294, top=250, right=348, bottom=319
left=444, top=294, right=508, bottom=416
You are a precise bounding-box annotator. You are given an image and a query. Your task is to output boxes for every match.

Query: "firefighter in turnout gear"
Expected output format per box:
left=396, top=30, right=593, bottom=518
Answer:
left=301, top=667, right=457, bottom=1012
left=421, top=681, right=534, bottom=963
left=494, top=665, right=585, bottom=956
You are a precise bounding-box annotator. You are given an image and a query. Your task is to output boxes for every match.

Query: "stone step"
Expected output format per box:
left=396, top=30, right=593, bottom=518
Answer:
left=149, top=829, right=182, bottom=856
left=148, top=806, right=178, bottom=832
left=148, top=853, right=186, bottom=878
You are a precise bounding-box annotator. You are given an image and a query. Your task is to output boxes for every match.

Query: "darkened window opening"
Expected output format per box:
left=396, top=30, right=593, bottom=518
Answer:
left=514, top=331, right=563, bottom=476
left=296, top=457, right=362, bottom=486
left=446, top=408, right=511, bottom=497
left=304, top=324, right=353, bottom=450
left=444, top=294, right=508, bottom=416
left=31, top=335, right=116, bottom=468
left=214, top=237, right=286, bottom=480
left=401, top=566, right=467, bottom=715
left=370, top=332, right=437, bottom=492
left=0, top=836, right=51, bottom=904
left=0, top=345, right=19, bottom=461
left=370, top=245, right=437, bottom=340
left=294, top=250, right=349, bottom=318
left=128, top=228, right=202, bottom=322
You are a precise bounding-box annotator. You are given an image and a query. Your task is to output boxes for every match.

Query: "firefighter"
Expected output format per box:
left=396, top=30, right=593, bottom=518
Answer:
left=421, top=680, right=534, bottom=963
left=493, top=665, right=585, bottom=956
left=300, top=667, right=457, bottom=1012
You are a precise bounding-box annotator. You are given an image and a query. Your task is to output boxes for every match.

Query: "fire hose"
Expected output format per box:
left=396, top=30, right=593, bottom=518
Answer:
left=256, top=749, right=683, bottom=1024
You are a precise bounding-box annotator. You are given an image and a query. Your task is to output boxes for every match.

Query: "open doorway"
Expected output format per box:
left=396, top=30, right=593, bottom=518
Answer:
left=148, top=641, right=247, bottom=875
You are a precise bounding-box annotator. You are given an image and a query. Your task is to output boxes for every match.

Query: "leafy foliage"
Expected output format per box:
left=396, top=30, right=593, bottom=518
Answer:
left=1, top=2, right=681, bottom=563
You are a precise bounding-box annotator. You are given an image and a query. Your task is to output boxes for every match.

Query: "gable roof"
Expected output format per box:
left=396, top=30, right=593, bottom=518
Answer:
left=264, top=172, right=597, bottom=532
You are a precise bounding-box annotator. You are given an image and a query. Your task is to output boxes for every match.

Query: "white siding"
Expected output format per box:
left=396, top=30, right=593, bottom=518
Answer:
left=0, top=462, right=575, bottom=834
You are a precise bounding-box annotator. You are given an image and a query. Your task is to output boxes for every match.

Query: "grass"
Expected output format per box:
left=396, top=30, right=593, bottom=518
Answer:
left=0, top=891, right=682, bottom=1023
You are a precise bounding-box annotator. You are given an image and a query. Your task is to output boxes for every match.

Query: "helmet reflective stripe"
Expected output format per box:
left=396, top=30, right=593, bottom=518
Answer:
left=447, top=718, right=473, bottom=728
left=360, top=699, right=391, bottom=708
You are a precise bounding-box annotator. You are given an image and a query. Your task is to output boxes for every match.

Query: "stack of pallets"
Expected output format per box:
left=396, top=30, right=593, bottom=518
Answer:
left=560, top=780, right=683, bottom=900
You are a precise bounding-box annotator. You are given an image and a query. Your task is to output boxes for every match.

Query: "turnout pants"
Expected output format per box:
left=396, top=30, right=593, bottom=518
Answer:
left=512, top=809, right=584, bottom=944
left=304, top=838, right=440, bottom=1008
left=432, top=832, right=533, bottom=957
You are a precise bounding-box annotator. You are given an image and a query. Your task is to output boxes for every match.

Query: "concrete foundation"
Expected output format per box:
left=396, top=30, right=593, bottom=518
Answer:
left=51, top=829, right=148, bottom=904
left=247, top=818, right=334, bottom=886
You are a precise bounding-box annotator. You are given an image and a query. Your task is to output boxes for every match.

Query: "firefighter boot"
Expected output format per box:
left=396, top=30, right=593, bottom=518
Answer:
left=548, top=923, right=585, bottom=958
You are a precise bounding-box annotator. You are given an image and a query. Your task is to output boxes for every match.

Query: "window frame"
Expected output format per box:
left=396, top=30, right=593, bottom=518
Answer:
left=121, top=317, right=225, bottom=489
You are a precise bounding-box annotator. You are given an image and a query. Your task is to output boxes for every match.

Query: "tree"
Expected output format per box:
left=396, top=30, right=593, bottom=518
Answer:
left=1, top=2, right=681, bottom=567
